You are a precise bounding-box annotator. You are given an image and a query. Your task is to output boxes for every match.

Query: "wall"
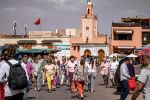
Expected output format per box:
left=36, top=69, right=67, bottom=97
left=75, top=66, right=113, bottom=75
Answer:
left=111, top=27, right=142, bottom=54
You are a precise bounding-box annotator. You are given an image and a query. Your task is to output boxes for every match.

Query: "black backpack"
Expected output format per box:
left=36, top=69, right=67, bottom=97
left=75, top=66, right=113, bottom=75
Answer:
left=7, top=61, right=28, bottom=90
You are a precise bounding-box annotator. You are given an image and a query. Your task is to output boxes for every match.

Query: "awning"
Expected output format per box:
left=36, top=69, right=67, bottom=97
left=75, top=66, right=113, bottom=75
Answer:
left=72, top=43, right=104, bottom=46
left=20, top=48, right=61, bottom=54
left=42, top=40, right=62, bottom=44
left=114, top=29, right=133, bottom=34
left=117, top=46, right=135, bottom=49
left=17, top=40, right=37, bottom=44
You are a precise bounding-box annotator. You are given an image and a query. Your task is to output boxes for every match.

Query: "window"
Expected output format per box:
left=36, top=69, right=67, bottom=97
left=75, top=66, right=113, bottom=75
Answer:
left=86, top=26, right=89, bottom=30
left=142, top=32, right=150, bottom=45
left=114, top=34, right=132, bottom=40
left=88, top=9, right=90, bottom=14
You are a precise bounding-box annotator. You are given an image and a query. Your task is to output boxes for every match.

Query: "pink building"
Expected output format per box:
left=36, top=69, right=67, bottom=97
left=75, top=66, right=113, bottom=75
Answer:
left=111, top=17, right=150, bottom=55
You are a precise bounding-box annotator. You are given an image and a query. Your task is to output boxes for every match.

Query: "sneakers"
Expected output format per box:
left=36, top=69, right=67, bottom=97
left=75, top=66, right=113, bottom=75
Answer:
left=80, top=95, right=84, bottom=99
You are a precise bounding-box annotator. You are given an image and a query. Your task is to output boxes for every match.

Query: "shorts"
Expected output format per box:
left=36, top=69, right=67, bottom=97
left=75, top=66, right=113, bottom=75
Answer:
left=109, top=71, right=116, bottom=79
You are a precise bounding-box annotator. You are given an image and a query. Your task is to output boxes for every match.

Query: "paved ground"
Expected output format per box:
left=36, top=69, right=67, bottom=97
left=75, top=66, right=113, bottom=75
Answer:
left=28, top=66, right=143, bottom=100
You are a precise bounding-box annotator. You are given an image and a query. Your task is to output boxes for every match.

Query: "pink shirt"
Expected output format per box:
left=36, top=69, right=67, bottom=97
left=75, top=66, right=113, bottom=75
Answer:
left=67, top=61, right=77, bottom=73
left=100, top=62, right=110, bottom=75
left=26, top=62, right=33, bottom=77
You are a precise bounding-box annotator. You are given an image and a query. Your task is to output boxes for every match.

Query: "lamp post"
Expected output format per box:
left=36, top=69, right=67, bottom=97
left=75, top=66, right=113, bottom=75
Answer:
left=105, top=34, right=108, bottom=57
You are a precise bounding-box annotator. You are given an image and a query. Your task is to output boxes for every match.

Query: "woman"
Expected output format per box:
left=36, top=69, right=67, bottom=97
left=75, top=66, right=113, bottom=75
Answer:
left=32, top=58, right=42, bottom=91
left=75, top=59, right=88, bottom=98
left=60, top=58, right=67, bottom=86
left=100, top=59, right=110, bottom=87
left=87, top=58, right=97, bottom=93
left=45, top=60, right=56, bottom=93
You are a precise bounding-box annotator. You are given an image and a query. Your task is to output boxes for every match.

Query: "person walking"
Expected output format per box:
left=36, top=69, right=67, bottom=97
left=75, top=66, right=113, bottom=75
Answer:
left=100, top=59, right=110, bottom=87
left=75, top=59, right=88, bottom=98
left=0, top=45, right=28, bottom=100
left=132, top=53, right=150, bottom=100
left=0, top=48, right=9, bottom=100
left=45, top=60, right=56, bottom=93
left=32, top=58, right=42, bottom=91
left=60, top=58, right=67, bottom=86
left=120, top=57, right=131, bottom=100
left=67, top=56, right=77, bottom=93
left=41, top=55, right=48, bottom=87
left=87, top=58, right=97, bottom=93
left=109, top=56, right=119, bottom=87
left=22, top=54, right=33, bottom=100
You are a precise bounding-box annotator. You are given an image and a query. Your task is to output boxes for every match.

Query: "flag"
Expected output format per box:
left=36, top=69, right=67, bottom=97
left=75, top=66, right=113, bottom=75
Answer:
left=13, top=20, right=17, bottom=35
left=13, top=20, right=17, bottom=31
left=24, top=21, right=27, bottom=29
left=34, top=18, right=40, bottom=25
left=24, top=21, right=28, bottom=35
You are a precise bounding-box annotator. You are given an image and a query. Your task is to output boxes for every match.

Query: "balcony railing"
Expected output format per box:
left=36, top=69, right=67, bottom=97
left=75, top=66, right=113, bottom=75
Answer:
left=142, top=26, right=150, bottom=29
left=112, top=22, right=141, bottom=27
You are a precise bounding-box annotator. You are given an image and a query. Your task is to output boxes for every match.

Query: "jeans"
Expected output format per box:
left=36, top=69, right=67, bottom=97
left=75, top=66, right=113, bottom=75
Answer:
left=24, top=78, right=32, bottom=100
left=69, top=72, right=75, bottom=92
left=35, top=75, right=41, bottom=90
left=60, top=74, right=65, bottom=85
left=120, top=80, right=129, bottom=100
left=88, top=75, right=95, bottom=93
left=5, top=93, right=24, bottom=100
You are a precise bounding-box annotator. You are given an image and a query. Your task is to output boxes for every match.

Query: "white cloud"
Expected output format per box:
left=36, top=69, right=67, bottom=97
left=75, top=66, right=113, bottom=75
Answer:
left=33, top=0, right=70, bottom=4
left=33, top=0, right=84, bottom=11
left=4, top=7, right=16, bottom=12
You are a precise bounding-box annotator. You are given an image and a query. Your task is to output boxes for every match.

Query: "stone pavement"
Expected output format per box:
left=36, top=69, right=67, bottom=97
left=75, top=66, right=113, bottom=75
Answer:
left=28, top=65, right=143, bottom=100
left=28, top=75, right=143, bottom=100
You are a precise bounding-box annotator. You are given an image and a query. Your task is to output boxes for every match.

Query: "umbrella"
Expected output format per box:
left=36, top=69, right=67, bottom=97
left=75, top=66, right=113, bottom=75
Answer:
left=109, top=53, right=120, bottom=57
left=127, top=54, right=138, bottom=58
left=144, top=47, right=150, bottom=53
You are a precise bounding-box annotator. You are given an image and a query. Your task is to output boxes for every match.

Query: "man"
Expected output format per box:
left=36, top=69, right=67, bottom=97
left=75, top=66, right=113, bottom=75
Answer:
left=60, top=58, right=67, bottom=86
left=110, top=56, right=119, bottom=86
left=0, top=49, right=9, bottom=100
left=131, top=53, right=150, bottom=100
left=41, top=55, right=48, bottom=86
left=22, top=54, right=33, bottom=100
left=120, top=57, right=131, bottom=100
left=0, top=45, right=28, bottom=100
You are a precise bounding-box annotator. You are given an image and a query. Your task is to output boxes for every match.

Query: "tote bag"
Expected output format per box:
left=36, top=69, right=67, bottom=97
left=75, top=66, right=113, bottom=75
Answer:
left=128, top=78, right=136, bottom=91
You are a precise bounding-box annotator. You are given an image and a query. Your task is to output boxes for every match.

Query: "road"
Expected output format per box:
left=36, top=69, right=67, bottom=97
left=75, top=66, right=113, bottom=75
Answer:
left=28, top=66, right=143, bottom=100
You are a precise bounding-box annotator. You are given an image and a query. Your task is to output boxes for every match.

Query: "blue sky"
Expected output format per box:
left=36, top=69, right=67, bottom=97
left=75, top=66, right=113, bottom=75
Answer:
left=0, top=0, right=150, bottom=35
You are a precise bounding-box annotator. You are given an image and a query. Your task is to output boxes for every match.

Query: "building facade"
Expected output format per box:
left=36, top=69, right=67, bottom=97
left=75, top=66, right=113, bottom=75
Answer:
left=111, top=17, right=150, bottom=55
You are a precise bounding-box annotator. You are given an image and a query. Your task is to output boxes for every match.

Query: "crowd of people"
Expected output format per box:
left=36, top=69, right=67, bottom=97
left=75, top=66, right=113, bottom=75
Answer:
left=0, top=45, right=150, bottom=100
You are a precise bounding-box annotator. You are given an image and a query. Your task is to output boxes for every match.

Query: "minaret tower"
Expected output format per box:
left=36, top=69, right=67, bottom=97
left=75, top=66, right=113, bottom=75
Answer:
left=81, top=0, right=98, bottom=42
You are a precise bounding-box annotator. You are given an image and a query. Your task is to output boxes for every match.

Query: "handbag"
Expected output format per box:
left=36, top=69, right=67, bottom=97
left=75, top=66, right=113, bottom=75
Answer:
left=128, top=77, right=136, bottom=91
left=100, top=70, right=105, bottom=75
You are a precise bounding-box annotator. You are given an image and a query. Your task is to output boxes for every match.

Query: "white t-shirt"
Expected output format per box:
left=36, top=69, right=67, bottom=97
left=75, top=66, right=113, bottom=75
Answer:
left=110, top=61, right=119, bottom=71
left=0, top=59, right=28, bottom=97
left=138, top=65, right=150, bottom=100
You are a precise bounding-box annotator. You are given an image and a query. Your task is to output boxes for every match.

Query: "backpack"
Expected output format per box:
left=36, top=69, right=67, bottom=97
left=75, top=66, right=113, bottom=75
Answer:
left=7, top=61, right=28, bottom=90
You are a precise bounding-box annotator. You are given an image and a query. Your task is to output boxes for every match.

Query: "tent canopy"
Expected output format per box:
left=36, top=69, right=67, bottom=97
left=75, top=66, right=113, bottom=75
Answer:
left=127, top=54, right=138, bottom=58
